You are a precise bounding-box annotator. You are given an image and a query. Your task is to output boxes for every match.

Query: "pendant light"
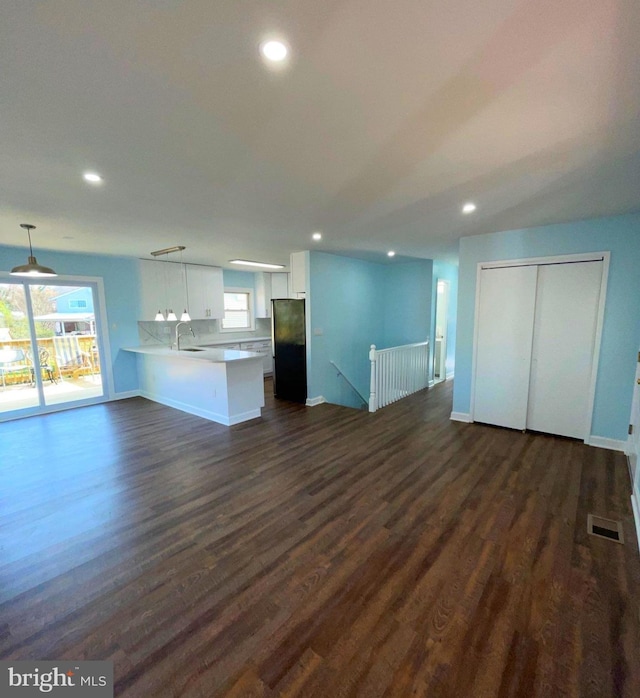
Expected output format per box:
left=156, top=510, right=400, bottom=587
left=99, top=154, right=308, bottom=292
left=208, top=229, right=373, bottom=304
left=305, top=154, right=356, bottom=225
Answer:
left=154, top=258, right=165, bottom=320
left=10, top=224, right=57, bottom=277
left=179, top=248, right=191, bottom=322
left=164, top=251, right=177, bottom=321
left=150, top=245, right=186, bottom=322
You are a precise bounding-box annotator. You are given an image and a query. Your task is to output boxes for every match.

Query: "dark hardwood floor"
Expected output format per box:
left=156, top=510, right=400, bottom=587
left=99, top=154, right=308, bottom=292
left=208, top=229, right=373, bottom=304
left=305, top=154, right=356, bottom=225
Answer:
left=1, top=379, right=639, bottom=697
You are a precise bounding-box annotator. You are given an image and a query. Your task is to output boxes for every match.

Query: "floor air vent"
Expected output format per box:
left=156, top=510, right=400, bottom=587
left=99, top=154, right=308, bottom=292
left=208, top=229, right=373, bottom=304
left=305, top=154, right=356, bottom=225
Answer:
left=587, top=514, right=624, bottom=544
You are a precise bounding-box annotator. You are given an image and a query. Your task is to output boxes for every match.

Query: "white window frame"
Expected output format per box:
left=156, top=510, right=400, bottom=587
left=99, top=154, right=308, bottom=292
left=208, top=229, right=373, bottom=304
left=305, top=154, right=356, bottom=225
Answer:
left=220, top=287, right=255, bottom=333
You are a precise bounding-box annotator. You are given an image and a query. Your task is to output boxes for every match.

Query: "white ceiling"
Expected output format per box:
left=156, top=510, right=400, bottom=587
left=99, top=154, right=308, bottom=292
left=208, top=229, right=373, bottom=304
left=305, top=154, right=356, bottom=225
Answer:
left=2, top=0, right=639, bottom=269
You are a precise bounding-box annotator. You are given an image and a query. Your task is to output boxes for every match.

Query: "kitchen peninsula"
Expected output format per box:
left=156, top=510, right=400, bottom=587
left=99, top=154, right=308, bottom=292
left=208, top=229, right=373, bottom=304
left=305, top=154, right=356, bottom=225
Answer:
left=124, top=345, right=265, bottom=426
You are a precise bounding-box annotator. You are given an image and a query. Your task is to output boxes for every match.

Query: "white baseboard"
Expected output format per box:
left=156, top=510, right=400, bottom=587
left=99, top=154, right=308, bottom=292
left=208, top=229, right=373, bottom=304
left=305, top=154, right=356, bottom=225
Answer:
left=140, top=390, right=260, bottom=426
left=446, top=371, right=455, bottom=380
left=228, top=408, right=262, bottom=425
left=306, top=395, right=326, bottom=407
left=450, top=411, right=472, bottom=423
left=109, top=390, right=141, bottom=401
left=586, top=435, right=627, bottom=452
left=631, top=493, right=640, bottom=556
left=428, top=380, right=435, bottom=388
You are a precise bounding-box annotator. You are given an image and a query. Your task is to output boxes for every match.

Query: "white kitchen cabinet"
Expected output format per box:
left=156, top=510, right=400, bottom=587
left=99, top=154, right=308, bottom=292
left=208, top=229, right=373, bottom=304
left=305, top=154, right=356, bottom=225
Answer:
left=255, top=272, right=273, bottom=318
left=240, top=340, right=273, bottom=375
left=270, top=272, right=290, bottom=300
left=290, top=251, right=307, bottom=295
left=139, top=259, right=185, bottom=321
left=185, top=264, right=224, bottom=319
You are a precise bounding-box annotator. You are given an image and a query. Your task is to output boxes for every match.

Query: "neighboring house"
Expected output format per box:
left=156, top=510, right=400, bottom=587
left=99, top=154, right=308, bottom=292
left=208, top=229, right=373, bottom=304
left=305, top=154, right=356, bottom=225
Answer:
left=54, top=287, right=94, bottom=314
left=37, top=287, right=96, bottom=336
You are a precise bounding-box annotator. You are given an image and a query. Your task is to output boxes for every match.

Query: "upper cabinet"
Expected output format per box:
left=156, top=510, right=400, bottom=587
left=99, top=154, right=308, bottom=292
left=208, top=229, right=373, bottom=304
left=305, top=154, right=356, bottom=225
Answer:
left=255, top=271, right=295, bottom=317
left=185, top=265, right=224, bottom=319
left=270, top=272, right=291, bottom=301
left=139, top=259, right=223, bottom=320
left=139, top=259, right=185, bottom=321
left=255, top=272, right=273, bottom=318
left=290, top=252, right=307, bottom=295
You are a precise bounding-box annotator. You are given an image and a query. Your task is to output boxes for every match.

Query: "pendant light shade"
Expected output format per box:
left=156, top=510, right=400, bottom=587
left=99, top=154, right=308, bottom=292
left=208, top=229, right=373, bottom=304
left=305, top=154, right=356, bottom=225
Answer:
left=150, top=245, right=190, bottom=323
left=10, top=224, right=57, bottom=277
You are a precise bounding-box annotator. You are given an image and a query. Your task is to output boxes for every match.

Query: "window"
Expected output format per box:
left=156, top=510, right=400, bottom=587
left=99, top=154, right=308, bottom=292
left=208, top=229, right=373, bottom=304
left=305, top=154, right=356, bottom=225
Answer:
left=221, top=289, right=253, bottom=331
left=69, top=299, right=88, bottom=309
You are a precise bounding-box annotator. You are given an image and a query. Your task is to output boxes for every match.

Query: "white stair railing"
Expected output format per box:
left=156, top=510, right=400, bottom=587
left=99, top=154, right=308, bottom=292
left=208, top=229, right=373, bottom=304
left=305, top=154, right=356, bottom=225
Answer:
left=369, top=341, right=429, bottom=412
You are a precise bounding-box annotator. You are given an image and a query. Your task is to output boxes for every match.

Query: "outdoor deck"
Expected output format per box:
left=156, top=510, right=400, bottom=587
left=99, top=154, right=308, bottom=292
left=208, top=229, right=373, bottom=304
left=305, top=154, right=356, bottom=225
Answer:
left=0, top=336, right=102, bottom=412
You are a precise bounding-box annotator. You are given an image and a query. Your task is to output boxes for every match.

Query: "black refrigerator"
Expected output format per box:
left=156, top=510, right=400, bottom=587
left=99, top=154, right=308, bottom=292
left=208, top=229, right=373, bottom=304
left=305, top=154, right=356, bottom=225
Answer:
left=272, top=298, right=307, bottom=403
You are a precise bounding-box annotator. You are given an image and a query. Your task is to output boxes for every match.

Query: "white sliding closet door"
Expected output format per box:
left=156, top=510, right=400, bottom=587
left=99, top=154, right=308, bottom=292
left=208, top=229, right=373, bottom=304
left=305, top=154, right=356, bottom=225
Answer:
left=526, top=261, right=602, bottom=438
left=473, top=266, right=538, bottom=430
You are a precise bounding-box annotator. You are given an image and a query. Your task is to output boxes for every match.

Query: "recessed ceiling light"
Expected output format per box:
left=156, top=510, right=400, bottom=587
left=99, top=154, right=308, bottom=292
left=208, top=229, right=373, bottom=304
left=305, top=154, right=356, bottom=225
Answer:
left=312, top=232, right=322, bottom=241
left=387, top=251, right=396, bottom=258
left=260, top=40, right=288, bottom=62
left=83, top=172, right=103, bottom=184
left=229, top=259, right=285, bottom=269
left=462, top=202, right=476, bottom=214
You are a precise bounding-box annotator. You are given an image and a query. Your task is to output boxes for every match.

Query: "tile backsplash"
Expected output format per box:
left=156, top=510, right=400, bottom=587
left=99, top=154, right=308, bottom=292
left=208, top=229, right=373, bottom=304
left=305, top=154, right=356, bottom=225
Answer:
left=138, top=318, right=271, bottom=346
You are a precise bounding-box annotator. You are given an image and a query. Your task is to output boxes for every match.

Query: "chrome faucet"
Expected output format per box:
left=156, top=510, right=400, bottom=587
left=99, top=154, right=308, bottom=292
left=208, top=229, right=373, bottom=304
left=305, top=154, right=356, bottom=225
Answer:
left=175, top=321, right=195, bottom=350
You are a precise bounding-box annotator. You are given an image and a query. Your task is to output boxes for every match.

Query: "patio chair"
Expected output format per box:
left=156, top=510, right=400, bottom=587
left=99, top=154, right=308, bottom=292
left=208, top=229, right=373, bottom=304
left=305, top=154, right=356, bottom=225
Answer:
left=53, top=336, right=93, bottom=380
left=0, top=348, right=31, bottom=389
left=25, top=347, right=57, bottom=385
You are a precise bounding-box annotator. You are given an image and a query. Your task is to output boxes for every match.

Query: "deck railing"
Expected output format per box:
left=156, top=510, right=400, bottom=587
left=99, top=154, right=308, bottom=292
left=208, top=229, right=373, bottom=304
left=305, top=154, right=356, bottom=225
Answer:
left=368, top=341, right=429, bottom=412
left=0, top=336, right=100, bottom=386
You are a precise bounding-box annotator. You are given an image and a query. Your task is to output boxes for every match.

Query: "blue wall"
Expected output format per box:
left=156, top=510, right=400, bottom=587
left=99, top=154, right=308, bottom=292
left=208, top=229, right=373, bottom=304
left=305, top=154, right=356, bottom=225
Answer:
left=383, top=260, right=433, bottom=347
left=222, top=269, right=255, bottom=289
left=1, top=244, right=140, bottom=395
left=452, top=214, right=640, bottom=442
left=431, top=261, right=458, bottom=380
left=308, top=252, right=432, bottom=408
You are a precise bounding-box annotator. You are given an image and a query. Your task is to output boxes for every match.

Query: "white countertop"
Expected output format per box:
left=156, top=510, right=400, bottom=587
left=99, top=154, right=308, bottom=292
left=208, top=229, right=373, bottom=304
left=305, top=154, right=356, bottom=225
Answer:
left=123, top=345, right=264, bottom=363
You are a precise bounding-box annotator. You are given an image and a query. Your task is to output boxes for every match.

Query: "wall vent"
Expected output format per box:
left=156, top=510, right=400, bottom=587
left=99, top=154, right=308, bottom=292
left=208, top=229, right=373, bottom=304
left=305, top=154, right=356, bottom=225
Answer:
left=587, top=514, right=624, bottom=544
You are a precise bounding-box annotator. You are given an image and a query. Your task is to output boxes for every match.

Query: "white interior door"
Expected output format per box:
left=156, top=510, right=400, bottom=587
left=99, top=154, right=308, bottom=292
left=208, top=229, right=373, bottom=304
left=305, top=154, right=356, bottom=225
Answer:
left=473, top=266, right=537, bottom=430
left=526, top=261, right=602, bottom=439
left=434, top=279, right=449, bottom=382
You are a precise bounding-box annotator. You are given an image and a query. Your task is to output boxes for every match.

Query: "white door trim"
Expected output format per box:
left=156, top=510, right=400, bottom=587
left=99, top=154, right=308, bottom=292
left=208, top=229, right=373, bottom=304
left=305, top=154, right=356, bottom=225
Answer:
left=470, top=251, right=610, bottom=443
left=0, top=271, right=115, bottom=414
left=433, top=278, right=450, bottom=383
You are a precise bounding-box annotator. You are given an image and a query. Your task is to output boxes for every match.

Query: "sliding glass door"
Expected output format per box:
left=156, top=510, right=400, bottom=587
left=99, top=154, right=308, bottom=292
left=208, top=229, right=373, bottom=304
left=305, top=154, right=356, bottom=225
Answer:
left=0, top=279, right=105, bottom=417
left=0, top=283, right=39, bottom=412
